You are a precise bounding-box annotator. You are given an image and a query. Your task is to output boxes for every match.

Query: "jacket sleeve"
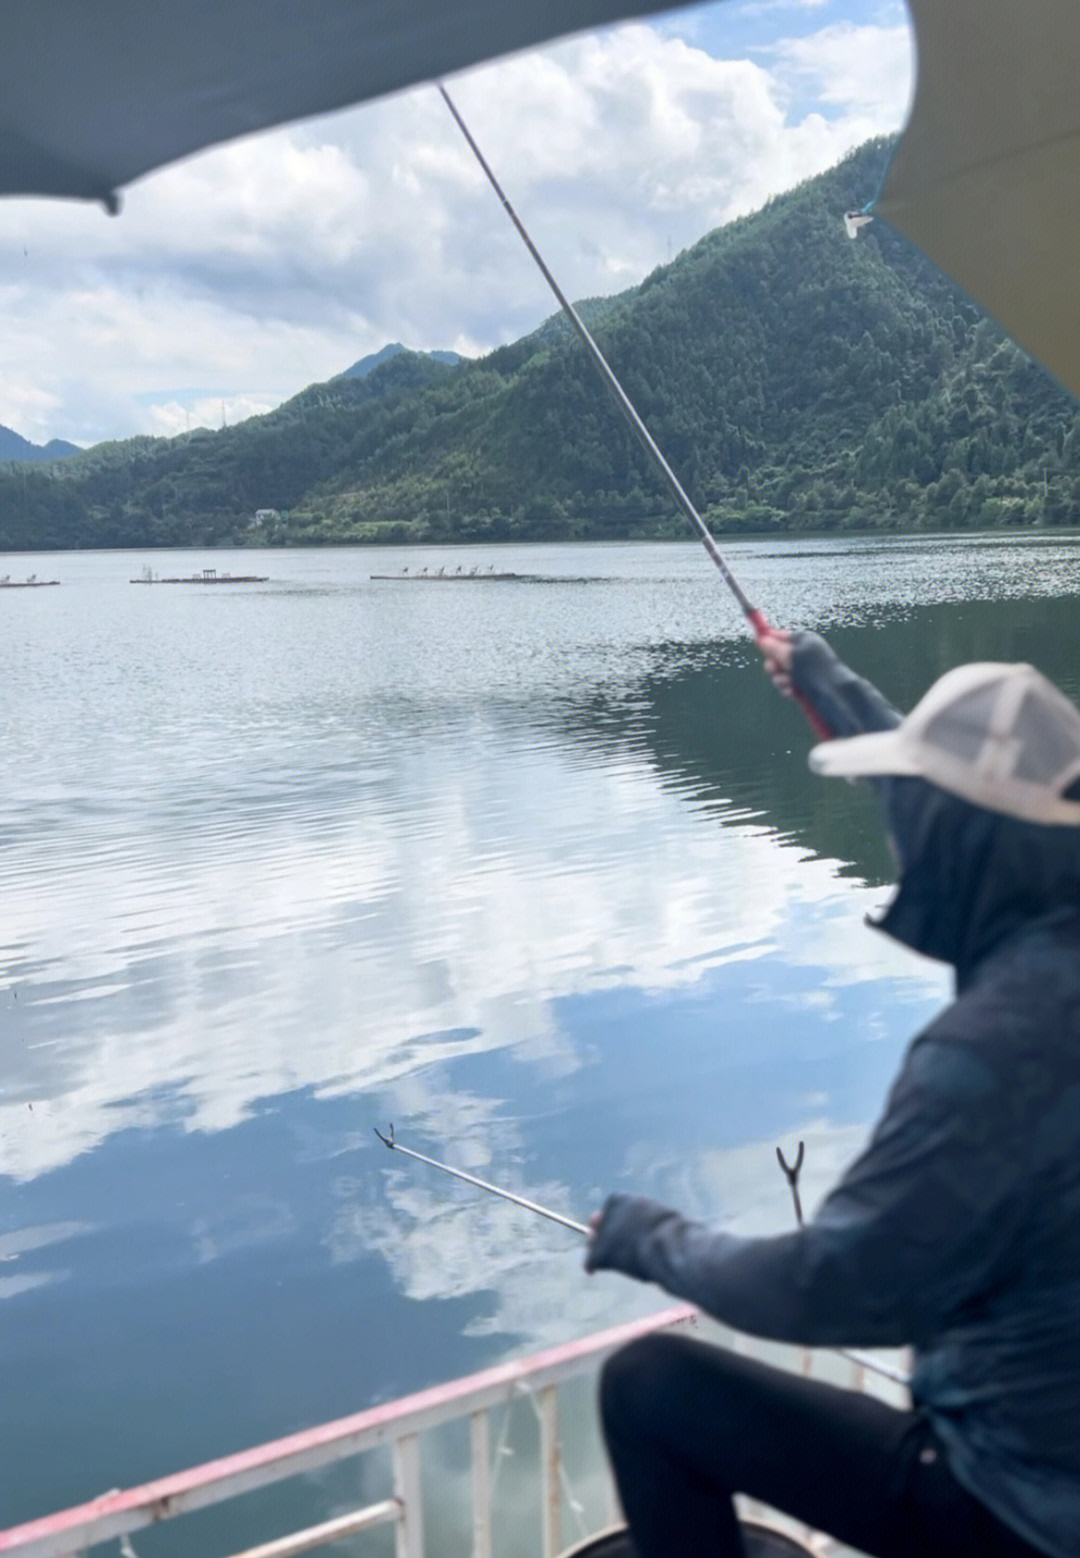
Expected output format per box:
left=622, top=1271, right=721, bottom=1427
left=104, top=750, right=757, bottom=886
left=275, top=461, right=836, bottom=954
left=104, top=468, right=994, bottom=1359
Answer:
left=586, top=1028, right=1028, bottom=1350
left=787, top=631, right=902, bottom=740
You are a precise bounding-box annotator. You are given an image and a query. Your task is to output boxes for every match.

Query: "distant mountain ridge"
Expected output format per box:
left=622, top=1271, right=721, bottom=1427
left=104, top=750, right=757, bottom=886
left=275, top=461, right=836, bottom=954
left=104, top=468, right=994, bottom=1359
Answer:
left=339, top=343, right=462, bottom=378
left=0, top=424, right=80, bottom=464
left=3, top=135, right=1080, bottom=550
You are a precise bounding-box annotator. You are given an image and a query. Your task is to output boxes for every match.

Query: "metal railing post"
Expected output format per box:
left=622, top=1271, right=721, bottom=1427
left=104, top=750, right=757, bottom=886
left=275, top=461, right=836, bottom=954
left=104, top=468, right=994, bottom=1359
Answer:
left=392, top=1435, right=424, bottom=1558
left=538, top=1387, right=560, bottom=1558
left=469, top=1411, right=492, bottom=1558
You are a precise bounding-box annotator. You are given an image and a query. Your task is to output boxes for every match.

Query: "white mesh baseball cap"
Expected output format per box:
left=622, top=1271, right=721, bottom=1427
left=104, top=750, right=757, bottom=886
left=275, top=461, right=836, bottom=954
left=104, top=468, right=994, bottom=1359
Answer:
left=809, top=663, right=1080, bottom=826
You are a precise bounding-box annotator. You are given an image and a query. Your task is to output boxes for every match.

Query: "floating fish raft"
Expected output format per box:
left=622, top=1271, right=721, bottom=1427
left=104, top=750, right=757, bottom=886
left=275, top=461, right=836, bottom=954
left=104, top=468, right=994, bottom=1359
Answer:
left=371, top=567, right=524, bottom=581
left=0, top=576, right=59, bottom=587
left=130, top=568, right=268, bottom=584
left=370, top=569, right=605, bottom=583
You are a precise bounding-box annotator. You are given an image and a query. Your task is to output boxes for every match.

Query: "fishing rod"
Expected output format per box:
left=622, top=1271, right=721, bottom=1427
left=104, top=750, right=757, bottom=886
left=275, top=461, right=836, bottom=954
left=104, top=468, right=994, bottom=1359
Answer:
left=436, top=82, right=830, bottom=740
left=375, top=1124, right=907, bottom=1388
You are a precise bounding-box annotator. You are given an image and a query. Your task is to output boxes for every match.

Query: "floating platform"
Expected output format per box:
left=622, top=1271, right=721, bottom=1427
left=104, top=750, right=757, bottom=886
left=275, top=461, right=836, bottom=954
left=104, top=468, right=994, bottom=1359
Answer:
left=131, top=569, right=268, bottom=584
left=370, top=569, right=524, bottom=581
left=0, top=577, right=59, bottom=587
left=368, top=569, right=606, bottom=583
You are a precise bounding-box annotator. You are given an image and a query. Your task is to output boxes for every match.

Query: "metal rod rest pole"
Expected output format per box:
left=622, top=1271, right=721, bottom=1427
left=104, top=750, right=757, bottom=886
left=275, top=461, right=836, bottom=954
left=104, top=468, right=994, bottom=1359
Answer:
left=374, top=1126, right=590, bottom=1236
left=376, top=1129, right=906, bottom=1386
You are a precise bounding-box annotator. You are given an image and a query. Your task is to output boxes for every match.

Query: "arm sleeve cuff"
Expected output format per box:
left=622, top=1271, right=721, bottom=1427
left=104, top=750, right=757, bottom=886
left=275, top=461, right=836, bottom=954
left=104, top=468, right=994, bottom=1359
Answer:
left=789, top=632, right=903, bottom=740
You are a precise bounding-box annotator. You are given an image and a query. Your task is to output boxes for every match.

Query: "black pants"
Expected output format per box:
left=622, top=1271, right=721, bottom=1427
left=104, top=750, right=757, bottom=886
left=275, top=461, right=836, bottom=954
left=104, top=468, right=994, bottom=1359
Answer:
left=599, top=1332, right=1048, bottom=1558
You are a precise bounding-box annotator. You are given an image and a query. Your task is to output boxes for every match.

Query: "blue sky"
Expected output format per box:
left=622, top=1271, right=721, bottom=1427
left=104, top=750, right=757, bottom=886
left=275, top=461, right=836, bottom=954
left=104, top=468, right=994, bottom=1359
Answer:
left=0, top=0, right=913, bottom=448
left=674, top=0, right=905, bottom=63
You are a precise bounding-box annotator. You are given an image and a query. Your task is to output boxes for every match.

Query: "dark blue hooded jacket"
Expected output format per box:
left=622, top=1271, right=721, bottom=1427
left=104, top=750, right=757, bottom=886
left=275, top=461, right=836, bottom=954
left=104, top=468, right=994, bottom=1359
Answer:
left=588, top=634, right=1080, bottom=1558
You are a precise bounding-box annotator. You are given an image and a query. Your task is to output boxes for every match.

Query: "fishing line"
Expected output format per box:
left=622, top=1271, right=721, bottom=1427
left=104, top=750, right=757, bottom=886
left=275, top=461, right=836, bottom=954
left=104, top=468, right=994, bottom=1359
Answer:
left=436, top=81, right=830, bottom=740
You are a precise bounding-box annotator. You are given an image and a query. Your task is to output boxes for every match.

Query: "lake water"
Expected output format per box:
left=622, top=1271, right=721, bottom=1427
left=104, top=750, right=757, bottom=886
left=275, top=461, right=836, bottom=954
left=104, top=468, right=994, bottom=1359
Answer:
left=3, top=535, right=1080, bottom=1554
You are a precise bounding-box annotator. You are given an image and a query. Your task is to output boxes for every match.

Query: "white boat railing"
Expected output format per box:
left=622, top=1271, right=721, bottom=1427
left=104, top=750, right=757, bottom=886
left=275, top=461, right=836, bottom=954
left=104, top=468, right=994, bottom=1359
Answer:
left=0, top=1306, right=906, bottom=1558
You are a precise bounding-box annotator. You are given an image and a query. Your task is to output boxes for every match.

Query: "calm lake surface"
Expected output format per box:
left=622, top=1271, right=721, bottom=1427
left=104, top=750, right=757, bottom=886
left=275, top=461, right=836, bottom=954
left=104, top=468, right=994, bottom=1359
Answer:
left=3, top=535, right=1080, bottom=1552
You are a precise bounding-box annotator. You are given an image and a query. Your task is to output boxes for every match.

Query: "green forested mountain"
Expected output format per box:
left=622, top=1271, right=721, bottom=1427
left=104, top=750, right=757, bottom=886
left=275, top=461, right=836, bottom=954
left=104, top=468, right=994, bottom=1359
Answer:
left=4, top=137, right=1080, bottom=552
left=338, top=342, right=462, bottom=379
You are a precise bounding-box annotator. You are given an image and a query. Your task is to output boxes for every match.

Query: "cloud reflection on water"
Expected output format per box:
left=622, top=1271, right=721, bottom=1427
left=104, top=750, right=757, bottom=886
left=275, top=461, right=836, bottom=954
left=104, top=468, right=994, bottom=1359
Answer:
left=0, top=722, right=943, bottom=1184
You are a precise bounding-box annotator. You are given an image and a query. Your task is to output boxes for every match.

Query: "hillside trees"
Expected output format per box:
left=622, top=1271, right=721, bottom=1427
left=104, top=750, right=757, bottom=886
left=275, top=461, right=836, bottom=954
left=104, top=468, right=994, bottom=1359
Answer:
left=4, top=135, right=1080, bottom=550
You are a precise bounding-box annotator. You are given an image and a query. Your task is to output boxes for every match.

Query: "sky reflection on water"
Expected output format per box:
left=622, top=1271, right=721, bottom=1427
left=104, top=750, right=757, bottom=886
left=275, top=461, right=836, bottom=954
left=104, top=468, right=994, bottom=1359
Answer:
left=1, top=707, right=926, bottom=1183
left=5, top=535, right=1078, bottom=1535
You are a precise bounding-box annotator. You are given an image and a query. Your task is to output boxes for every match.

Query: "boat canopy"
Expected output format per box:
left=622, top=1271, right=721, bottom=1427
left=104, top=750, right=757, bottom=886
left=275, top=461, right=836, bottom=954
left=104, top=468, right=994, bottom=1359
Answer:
left=0, top=0, right=690, bottom=210
left=873, top=0, right=1080, bottom=407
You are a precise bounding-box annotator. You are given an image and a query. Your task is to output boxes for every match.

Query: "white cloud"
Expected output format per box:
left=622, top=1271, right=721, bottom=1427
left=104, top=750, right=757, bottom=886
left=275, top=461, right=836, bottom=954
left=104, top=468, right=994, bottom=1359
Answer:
left=146, top=395, right=277, bottom=438
left=0, top=1, right=912, bottom=447
left=772, top=19, right=913, bottom=118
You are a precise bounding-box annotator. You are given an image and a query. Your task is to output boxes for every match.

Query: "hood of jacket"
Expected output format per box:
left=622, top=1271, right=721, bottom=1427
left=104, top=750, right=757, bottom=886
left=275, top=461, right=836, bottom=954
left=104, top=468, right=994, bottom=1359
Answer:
left=873, top=776, right=1080, bottom=985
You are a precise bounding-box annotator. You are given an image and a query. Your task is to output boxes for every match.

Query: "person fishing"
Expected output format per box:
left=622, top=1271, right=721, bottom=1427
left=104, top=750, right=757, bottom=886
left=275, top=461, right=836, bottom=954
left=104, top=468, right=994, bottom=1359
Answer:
left=586, top=627, right=1080, bottom=1558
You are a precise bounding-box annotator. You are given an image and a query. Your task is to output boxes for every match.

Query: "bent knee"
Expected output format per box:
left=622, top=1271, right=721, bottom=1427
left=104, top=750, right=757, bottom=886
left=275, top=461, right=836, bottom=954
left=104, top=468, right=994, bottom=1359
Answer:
left=599, top=1331, right=702, bottom=1428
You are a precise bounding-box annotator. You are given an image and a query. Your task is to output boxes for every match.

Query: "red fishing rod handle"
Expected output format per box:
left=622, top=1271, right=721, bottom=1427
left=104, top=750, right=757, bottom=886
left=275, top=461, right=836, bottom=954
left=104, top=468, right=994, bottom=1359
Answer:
left=746, top=608, right=833, bottom=741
